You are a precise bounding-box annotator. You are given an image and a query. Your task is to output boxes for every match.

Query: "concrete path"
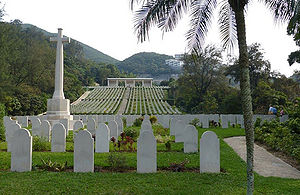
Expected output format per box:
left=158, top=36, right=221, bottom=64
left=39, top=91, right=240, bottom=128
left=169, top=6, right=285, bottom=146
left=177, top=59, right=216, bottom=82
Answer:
left=117, top=88, right=130, bottom=114
left=71, top=91, right=90, bottom=105
left=224, top=136, right=300, bottom=179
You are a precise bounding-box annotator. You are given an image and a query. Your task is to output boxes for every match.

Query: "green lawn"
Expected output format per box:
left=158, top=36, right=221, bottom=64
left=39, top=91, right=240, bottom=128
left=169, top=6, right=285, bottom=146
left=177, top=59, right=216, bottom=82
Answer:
left=0, top=125, right=299, bottom=194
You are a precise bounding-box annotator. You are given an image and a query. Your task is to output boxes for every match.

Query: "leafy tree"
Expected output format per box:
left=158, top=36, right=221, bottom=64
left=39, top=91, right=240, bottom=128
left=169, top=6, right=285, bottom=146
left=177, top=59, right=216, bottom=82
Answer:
left=226, top=43, right=271, bottom=90
left=287, top=1, right=300, bottom=65
left=130, top=0, right=292, bottom=193
left=176, top=46, right=223, bottom=113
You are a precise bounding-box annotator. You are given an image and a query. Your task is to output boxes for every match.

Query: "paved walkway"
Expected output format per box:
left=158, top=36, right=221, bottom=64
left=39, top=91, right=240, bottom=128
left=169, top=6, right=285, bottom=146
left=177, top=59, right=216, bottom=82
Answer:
left=117, top=88, right=130, bottom=114
left=224, top=136, right=300, bottom=179
left=71, top=91, right=90, bottom=105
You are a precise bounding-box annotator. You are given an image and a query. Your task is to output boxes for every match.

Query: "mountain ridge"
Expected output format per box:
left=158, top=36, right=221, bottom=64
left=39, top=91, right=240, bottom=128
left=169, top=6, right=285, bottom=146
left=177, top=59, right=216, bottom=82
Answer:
left=21, top=24, right=120, bottom=65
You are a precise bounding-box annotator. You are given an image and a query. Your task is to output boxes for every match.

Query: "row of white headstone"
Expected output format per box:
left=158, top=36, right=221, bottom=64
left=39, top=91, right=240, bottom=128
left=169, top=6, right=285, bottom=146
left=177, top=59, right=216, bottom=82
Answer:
left=139, top=118, right=220, bottom=173
left=10, top=117, right=219, bottom=173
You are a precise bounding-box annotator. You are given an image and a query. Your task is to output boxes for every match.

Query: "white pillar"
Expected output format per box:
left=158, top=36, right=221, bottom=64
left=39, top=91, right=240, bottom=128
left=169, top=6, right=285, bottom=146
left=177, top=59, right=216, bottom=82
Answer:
left=50, top=28, right=70, bottom=99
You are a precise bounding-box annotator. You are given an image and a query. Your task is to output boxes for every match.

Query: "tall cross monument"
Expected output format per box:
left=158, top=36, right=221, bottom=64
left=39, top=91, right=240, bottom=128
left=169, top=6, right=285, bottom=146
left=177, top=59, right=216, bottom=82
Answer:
left=47, top=28, right=72, bottom=120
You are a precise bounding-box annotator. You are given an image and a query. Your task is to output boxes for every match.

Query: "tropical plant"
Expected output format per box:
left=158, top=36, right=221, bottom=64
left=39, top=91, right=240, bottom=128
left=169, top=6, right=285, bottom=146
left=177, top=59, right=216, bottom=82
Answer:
left=130, top=0, right=293, bottom=193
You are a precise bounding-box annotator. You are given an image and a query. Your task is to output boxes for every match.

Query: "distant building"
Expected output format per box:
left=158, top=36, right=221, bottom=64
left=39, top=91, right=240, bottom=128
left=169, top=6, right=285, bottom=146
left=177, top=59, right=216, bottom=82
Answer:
left=165, top=54, right=184, bottom=68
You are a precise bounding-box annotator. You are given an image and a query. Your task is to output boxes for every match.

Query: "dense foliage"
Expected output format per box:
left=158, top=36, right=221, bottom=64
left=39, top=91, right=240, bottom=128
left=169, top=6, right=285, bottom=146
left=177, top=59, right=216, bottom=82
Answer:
left=117, top=52, right=179, bottom=76
left=255, top=100, right=300, bottom=162
left=163, top=44, right=300, bottom=114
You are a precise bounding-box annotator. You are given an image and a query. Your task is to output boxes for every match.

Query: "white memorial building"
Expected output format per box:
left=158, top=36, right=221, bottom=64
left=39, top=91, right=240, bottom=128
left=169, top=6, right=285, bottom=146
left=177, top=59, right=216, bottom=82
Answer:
left=107, top=78, right=153, bottom=87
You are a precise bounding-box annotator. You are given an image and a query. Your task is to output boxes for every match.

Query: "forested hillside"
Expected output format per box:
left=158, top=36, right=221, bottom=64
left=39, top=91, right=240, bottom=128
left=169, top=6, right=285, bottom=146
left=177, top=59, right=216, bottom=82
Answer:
left=117, top=52, right=179, bottom=76
left=0, top=20, right=130, bottom=116
left=21, top=24, right=119, bottom=65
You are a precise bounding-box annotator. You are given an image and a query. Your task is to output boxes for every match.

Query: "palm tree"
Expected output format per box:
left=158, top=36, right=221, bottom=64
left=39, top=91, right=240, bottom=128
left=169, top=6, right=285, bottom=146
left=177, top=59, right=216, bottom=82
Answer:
left=130, top=0, right=294, bottom=194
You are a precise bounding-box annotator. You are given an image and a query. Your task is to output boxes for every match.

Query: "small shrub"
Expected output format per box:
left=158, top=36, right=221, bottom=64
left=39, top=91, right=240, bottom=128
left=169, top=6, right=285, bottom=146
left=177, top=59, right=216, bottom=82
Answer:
left=122, top=117, right=127, bottom=127
left=254, top=118, right=262, bottom=128
left=165, top=140, right=171, bottom=151
left=106, top=152, right=127, bottom=170
left=32, top=136, right=49, bottom=151
left=124, top=128, right=138, bottom=140
left=150, top=115, right=157, bottom=124
left=155, top=135, right=172, bottom=143
left=189, top=118, right=200, bottom=127
left=169, top=159, right=190, bottom=172
left=39, top=158, right=68, bottom=172
left=133, top=117, right=143, bottom=127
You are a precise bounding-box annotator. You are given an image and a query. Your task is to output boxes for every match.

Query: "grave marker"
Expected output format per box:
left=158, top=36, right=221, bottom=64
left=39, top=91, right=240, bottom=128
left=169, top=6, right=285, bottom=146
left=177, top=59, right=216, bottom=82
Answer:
left=74, top=130, right=94, bottom=172
left=51, top=123, right=66, bottom=152
left=184, top=125, right=198, bottom=153
left=200, top=131, right=220, bottom=173
left=11, top=128, right=32, bottom=172
left=95, top=123, right=110, bottom=153
left=137, top=131, right=157, bottom=173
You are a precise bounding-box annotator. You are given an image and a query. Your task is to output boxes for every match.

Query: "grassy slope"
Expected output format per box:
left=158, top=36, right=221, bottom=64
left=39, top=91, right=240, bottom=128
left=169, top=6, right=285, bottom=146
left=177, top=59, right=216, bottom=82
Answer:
left=0, top=126, right=299, bottom=194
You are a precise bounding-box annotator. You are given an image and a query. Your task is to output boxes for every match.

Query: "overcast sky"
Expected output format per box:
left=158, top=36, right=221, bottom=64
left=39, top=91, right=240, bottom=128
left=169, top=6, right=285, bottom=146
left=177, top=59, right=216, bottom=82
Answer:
left=2, top=0, right=300, bottom=76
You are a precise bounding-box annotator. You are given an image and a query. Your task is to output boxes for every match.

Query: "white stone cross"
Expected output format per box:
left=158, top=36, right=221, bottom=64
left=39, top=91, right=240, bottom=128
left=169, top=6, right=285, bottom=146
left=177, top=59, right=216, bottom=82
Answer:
left=50, top=28, right=70, bottom=99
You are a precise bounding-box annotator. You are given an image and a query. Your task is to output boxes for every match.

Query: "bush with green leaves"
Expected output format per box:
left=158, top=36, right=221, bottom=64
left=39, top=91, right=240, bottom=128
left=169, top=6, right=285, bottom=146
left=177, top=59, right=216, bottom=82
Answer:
left=38, top=158, right=68, bottom=172
left=32, top=136, right=49, bottom=151
left=189, top=118, right=200, bottom=127
left=122, top=117, right=127, bottom=127
left=133, top=117, right=143, bottom=127
left=149, top=115, right=157, bottom=124
left=255, top=119, right=300, bottom=162
left=106, top=152, right=127, bottom=170
left=123, top=128, right=138, bottom=140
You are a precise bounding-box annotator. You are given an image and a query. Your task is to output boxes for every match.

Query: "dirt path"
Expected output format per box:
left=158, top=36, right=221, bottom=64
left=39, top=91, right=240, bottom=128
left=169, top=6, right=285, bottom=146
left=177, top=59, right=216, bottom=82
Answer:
left=224, top=136, right=300, bottom=179
left=117, top=88, right=130, bottom=114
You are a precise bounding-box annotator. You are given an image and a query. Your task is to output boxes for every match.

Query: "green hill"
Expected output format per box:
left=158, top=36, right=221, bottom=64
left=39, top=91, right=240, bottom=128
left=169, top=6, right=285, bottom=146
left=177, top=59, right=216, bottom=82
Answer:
left=117, top=52, right=178, bottom=76
left=21, top=24, right=119, bottom=65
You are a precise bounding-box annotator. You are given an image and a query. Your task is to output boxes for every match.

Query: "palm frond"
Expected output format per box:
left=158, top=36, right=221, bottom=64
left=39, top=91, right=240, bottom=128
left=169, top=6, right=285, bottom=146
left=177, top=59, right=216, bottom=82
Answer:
left=218, top=0, right=237, bottom=52
left=133, top=0, right=169, bottom=42
left=158, top=0, right=190, bottom=32
left=261, top=0, right=298, bottom=22
left=130, top=0, right=149, bottom=10
left=186, top=0, right=217, bottom=51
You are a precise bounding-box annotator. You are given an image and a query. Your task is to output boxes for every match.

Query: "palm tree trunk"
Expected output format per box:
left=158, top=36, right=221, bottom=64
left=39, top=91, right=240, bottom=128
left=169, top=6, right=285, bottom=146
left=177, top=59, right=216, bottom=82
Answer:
left=235, top=8, right=254, bottom=195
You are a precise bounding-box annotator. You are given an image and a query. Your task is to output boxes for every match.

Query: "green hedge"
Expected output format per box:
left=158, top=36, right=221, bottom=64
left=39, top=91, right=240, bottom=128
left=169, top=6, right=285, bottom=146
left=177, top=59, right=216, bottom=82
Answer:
left=255, top=118, right=300, bottom=162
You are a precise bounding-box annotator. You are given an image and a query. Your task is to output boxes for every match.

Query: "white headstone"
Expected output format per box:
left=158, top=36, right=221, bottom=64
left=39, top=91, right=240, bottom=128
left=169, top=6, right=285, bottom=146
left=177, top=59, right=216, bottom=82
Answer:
left=6, top=123, right=21, bottom=152
left=51, top=123, right=66, bottom=152
left=87, top=118, right=96, bottom=136
left=170, top=118, right=176, bottom=136
left=200, top=131, right=220, bottom=173
left=95, top=123, right=110, bottom=153
left=202, top=115, right=209, bottom=128
left=221, top=115, right=228, bottom=128
left=184, top=125, right=198, bottom=153
left=59, top=119, right=69, bottom=135
left=108, top=120, right=118, bottom=139
left=137, top=131, right=157, bottom=173
left=141, top=119, right=152, bottom=133
left=115, top=117, right=123, bottom=136
left=74, top=130, right=94, bottom=172
left=31, top=117, right=41, bottom=136
left=40, top=120, right=51, bottom=141
left=73, top=120, right=84, bottom=131
left=16, top=116, right=28, bottom=128
left=11, top=128, right=32, bottom=172
left=126, top=115, right=134, bottom=127
left=174, top=120, right=185, bottom=142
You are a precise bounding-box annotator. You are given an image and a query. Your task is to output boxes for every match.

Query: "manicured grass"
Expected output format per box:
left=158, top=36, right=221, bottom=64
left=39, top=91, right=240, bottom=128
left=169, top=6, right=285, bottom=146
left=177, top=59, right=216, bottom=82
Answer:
left=0, top=125, right=299, bottom=194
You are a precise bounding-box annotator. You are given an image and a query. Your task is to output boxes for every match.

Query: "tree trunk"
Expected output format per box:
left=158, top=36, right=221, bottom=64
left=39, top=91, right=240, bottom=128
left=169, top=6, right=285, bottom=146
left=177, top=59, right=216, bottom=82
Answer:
left=235, top=8, right=254, bottom=195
